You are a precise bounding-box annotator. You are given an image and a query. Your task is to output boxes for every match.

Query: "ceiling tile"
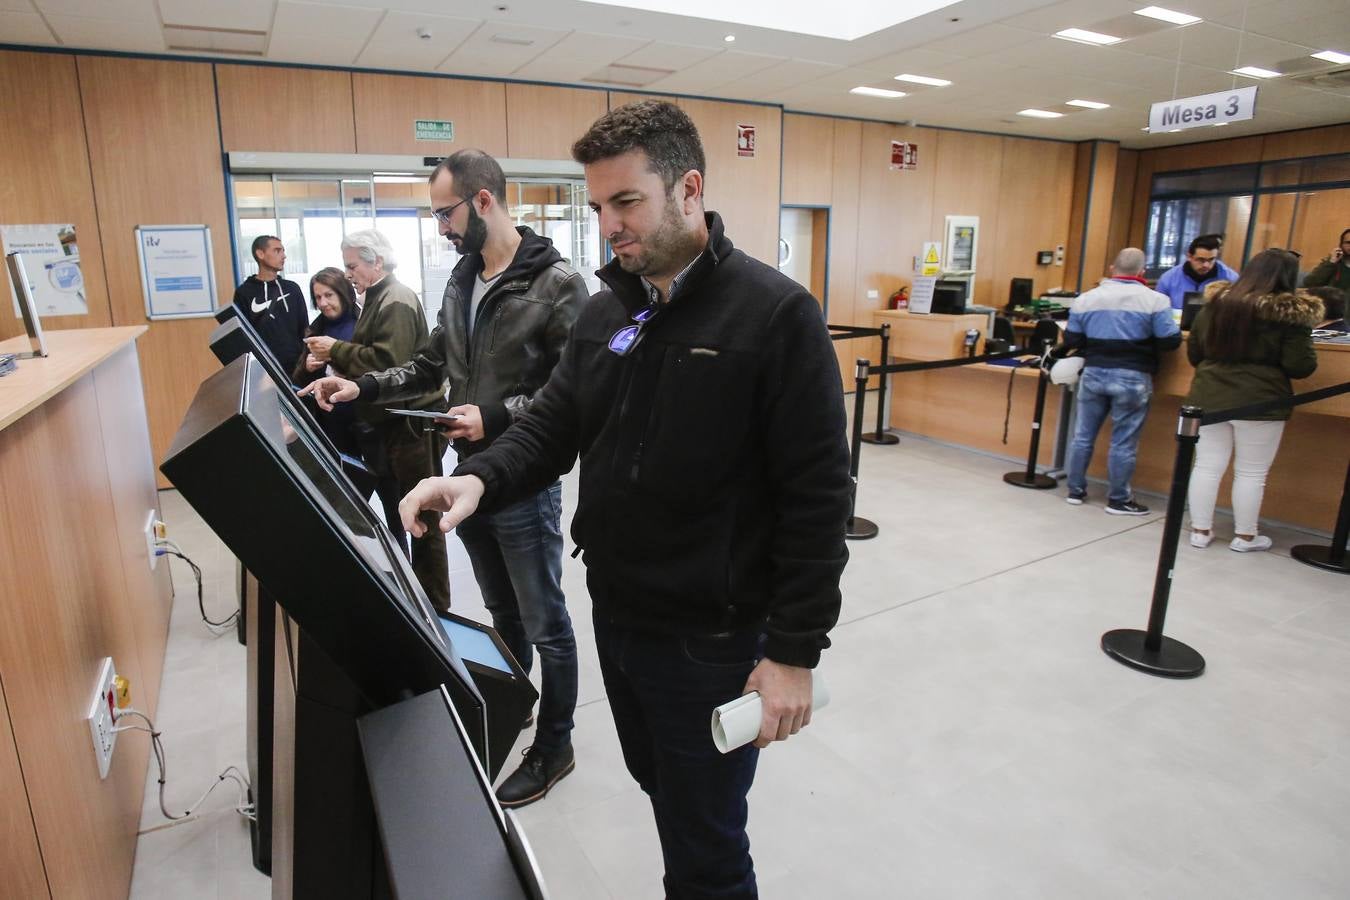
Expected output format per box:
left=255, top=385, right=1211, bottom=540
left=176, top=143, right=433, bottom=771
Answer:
left=35, top=0, right=156, bottom=21
left=511, top=30, right=651, bottom=82
left=438, top=22, right=568, bottom=78
left=268, top=1, right=382, bottom=65
left=999, top=0, right=1141, bottom=34
left=918, top=24, right=1045, bottom=57
left=615, top=42, right=719, bottom=71
left=159, top=0, right=275, bottom=31
left=0, top=11, right=57, bottom=43
left=643, top=50, right=782, bottom=93
left=727, top=59, right=843, bottom=94
left=46, top=14, right=163, bottom=50
left=355, top=11, right=480, bottom=70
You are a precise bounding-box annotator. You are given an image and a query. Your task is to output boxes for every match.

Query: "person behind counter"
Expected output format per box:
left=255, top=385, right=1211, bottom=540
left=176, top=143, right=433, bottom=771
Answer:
left=1306, top=286, right=1347, bottom=332
left=1302, top=228, right=1350, bottom=289
left=1185, top=249, right=1323, bottom=553
left=292, top=267, right=360, bottom=456
left=1156, top=234, right=1240, bottom=310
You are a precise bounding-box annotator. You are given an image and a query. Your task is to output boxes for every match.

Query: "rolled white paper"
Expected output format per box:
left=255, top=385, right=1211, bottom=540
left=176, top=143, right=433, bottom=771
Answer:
left=711, top=673, right=830, bottom=754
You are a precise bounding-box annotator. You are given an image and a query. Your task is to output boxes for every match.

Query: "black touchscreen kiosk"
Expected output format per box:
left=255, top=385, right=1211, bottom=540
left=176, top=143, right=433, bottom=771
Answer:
left=161, top=355, right=536, bottom=770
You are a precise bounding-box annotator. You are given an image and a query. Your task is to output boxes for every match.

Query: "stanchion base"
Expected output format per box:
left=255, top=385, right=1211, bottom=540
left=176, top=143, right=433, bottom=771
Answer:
left=1290, top=544, right=1350, bottom=574
left=1101, top=628, right=1205, bottom=678
left=846, top=517, right=879, bottom=540
left=1002, top=472, right=1057, bottom=490
left=861, top=432, right=900, bottom=446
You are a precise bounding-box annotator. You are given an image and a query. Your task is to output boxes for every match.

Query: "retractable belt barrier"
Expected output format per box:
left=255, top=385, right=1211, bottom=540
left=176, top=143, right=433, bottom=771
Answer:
left=843, top=347, right=1039, bottom=540
left=1102, top=379, right=1350, bottom=679
left=830, top=323, right=899, bottom=445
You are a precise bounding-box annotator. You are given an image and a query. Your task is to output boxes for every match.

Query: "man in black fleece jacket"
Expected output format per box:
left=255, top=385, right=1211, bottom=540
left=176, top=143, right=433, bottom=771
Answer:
left=231, top=235, right=306, bottom=375
left=398, top=100, right=850, bottom=899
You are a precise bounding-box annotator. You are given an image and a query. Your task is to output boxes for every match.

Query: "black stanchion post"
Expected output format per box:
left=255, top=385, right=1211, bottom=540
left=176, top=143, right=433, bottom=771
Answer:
left=1002, top=365, right=1057, bottom=489
left=847, top=358, right=879, bottom=541
left=1291, top=455, right=1350, bottom=574
left=1101, top=406, right=1206, bottom=678
left=862, top=323, right=900, bottom=446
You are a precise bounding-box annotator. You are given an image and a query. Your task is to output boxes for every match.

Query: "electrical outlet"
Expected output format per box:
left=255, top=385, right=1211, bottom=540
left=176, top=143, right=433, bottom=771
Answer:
left=143, top=510, right=158, bottom=570
left=87, top=657, right=117, bottom=779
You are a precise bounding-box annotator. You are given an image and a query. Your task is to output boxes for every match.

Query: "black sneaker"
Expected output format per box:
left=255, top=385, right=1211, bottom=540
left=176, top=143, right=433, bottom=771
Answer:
left=1105, top=499, right=1150, bottom=516
left=495, top=744, right=575, bottom=809
left=1065, top=489, right=1086, bottom=505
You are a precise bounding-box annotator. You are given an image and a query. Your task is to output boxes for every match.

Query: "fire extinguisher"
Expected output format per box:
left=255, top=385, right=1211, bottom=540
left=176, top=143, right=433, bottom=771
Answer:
left=888, top=286, right=910, bottom=310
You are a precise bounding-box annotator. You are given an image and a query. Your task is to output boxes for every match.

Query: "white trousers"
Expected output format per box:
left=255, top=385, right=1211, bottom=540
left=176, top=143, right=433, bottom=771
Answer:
left=1187, top=419, right=1286, bottom=535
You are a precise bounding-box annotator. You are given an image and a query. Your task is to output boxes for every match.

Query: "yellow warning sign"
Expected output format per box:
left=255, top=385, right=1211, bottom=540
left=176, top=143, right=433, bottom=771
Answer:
left=921, top=242, right=942, bottom=276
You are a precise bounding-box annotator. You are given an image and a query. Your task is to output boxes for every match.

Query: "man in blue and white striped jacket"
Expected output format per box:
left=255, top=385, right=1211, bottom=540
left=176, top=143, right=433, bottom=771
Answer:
left=1061, top=247, right=1181, bottom=514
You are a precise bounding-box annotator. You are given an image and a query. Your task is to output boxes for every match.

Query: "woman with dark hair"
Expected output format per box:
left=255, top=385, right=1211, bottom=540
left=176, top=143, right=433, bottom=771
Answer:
left=293, top=267, right=360, bottom=455
left=1186, top=249, right=1323, bottom=552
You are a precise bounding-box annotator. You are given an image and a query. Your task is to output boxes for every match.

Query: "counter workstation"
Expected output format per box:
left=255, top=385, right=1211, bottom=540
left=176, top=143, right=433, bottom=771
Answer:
left=873, top=310, right=1350, bottom=533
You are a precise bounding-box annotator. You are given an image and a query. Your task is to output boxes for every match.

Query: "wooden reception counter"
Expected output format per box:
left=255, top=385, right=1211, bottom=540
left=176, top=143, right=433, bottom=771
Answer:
left=874, top=310, right=1350, bottom=533
left=0, top=328, right=174, bottom=899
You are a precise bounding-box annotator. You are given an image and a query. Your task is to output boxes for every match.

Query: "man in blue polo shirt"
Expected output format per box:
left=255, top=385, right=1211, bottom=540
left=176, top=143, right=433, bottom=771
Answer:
left=1063, top=247, right=1182, bottom=514
left=1155, top=233, right=1239, bottom=310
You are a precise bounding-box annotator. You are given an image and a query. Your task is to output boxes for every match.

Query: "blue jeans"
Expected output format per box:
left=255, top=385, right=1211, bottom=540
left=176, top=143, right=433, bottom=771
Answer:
left=1066, top=367, right=1153, bottom=503
left=456, top=482, right=576, bottom=752
left=594, top=616, right=762, bottom=900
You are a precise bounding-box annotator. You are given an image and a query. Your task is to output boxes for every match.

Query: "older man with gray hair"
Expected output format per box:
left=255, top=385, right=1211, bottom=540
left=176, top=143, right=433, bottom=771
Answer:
left=304, top=228, right=451, bottom=612
left=1061, top=247, right=1181, bottom=514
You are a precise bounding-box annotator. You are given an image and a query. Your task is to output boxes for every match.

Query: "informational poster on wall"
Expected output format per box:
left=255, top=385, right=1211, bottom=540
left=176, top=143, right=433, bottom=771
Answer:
left=908, top=276, right=937, bottom=314
left=921, top=242, right=942, bottom=276
left=2, top=224, right=86, bottom=318
left=136, top=225, right=218, bottom=320
left=890, top=141, right=918, bottom=170
left=737, top=124, right=756, bottom=158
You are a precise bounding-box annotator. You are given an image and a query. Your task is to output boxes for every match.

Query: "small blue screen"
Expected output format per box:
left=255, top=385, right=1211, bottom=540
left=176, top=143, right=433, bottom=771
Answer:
left=438, top=617, right=512, bottom=674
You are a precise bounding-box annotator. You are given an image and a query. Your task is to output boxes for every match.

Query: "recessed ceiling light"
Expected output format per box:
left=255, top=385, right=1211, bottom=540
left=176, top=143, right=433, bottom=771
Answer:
left=1054, top=28, right=1122, bottom=45
left=895, top=73, right=952, bottom=86
left=1017, top=108, right=1064, bottom=118
left=724, top=34, right=736, bottom=42
left=1133, top=7, right=1201, bottom=26
left=851, top=86, right=906, bottom=98
left=1312, top=50, right=1350, bottom=65
left=1231, top=65, right=1281, bottom=78
left=1066, top=99, right=1110, bottom=109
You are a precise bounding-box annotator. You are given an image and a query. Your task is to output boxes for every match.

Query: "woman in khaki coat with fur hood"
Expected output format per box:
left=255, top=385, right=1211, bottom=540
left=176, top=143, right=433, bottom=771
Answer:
left=1184, top=248, right=1324, bottom=553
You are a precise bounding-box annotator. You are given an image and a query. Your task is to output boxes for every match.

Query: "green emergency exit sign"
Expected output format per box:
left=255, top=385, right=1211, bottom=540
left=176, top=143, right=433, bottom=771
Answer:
left=414, top=119, right=455, bottom=142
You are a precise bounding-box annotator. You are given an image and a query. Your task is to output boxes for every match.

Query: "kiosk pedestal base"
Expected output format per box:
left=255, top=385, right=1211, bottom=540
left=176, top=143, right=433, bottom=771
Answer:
left=846, top=516, right=879, bottom=540
left=1003, top=472, right=1056, bottom=490
left=1101, top=628, right=1205, bottom=679
left=861, top=431, right=899, bottom=446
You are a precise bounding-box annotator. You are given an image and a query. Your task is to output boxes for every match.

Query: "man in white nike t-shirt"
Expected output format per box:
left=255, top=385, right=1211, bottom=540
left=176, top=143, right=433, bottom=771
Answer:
left=232, top=234, right=307, bottom=376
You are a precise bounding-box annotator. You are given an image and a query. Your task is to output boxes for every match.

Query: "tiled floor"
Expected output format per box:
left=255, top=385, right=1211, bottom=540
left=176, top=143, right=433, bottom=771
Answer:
left=129, top=396, right=1350, bottom=899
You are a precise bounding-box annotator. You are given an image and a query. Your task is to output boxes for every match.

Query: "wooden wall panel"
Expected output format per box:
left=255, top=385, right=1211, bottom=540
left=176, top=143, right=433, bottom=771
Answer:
left=1106, top=148, right=1138, bottom=261
left=352, top=73, right=507, bottom=156
left=0, top=374, right=152, bottom=900
left=828, top=119, right=863, bottom=384
left=610, top=92, right=782, bottom=266
left=505, top=83, right=606, bottom=160
left=92, top=344, right=174, bottom=719
left=1260, top=123, right=1350, bottom=162
left=216, top=65, right=356, bottom=153
left=0, top=50, right=113, bottom=341
left=782, top=113, right=835, bottom=206
left=1082, top=142, right=1119, bottom=287
left=855, top=122, right=936, bottom=324
left=0, top=674, right=48, bottom=899
left=992, top=137, right=1076, bottom=299
left=77, top=56, right=234, bottom=487
left=930, top=130, right=1004, bottom=306
left=1063, top=142, right=1094, bottom=291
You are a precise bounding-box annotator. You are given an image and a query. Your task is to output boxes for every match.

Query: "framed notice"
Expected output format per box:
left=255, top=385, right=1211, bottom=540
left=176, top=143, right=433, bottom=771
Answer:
left=1, top=224, right=87, bottom=317
left=890, top=141, right=917, bottom=170
left=136, top=225, right=218, bottom=320
left=737, top=124, right=756, bottom=158
left=908, top=276, right=937, bottom=314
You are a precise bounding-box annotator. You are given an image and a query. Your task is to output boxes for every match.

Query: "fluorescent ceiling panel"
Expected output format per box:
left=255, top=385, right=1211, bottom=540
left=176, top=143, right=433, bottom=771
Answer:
left=574, top=0, right=962, bottom=41
left=1133, top=7, right=1201, bottom=26
left=1312, top=50, right=1350, bottom=65
left=1066, top=99, right=1110, bottom=109
left=895, top=73, right=951, bottom=86
left=851, top=86, right=906, bottom=98
left=1017, top=108, right=1063, bottom=118
left=1231, top=65, right=1281, bottom=78
left=1054, top=28, right=1122, bottom=45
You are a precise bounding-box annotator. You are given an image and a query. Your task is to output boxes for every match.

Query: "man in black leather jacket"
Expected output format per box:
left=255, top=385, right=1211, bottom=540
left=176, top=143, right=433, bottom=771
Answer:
left=302, top=150, right=587, bottom=808
left=396, top=101, right=850, bottom=900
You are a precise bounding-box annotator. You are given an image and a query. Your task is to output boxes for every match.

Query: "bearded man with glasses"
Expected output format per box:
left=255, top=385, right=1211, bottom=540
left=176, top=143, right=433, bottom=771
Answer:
left=398, top=100, right=851, bottom=899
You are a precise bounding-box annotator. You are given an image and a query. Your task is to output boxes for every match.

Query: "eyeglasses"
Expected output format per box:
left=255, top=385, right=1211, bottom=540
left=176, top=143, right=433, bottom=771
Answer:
left=431, top=197, right=471, bottom=227
left=608, top=304, right=658, bottom=356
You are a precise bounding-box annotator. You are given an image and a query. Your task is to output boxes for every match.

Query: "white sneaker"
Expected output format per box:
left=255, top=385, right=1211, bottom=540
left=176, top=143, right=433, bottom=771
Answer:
left=1190, top=531, right=1212, bottom=549
left=1230, top=535, right=1272, bottom=553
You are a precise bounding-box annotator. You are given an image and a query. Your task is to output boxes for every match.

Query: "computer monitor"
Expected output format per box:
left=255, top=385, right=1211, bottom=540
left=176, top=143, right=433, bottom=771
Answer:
left=160, top=355, right=537, bottom=775
left=931, top=279, right=969, bottom=315
left=1008, top=277, right=1034, bottom=311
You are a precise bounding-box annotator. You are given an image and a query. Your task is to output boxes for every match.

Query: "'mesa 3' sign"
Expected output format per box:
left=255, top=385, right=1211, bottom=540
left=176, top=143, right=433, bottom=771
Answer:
left=1149, top=86, right=1257, bottom=133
